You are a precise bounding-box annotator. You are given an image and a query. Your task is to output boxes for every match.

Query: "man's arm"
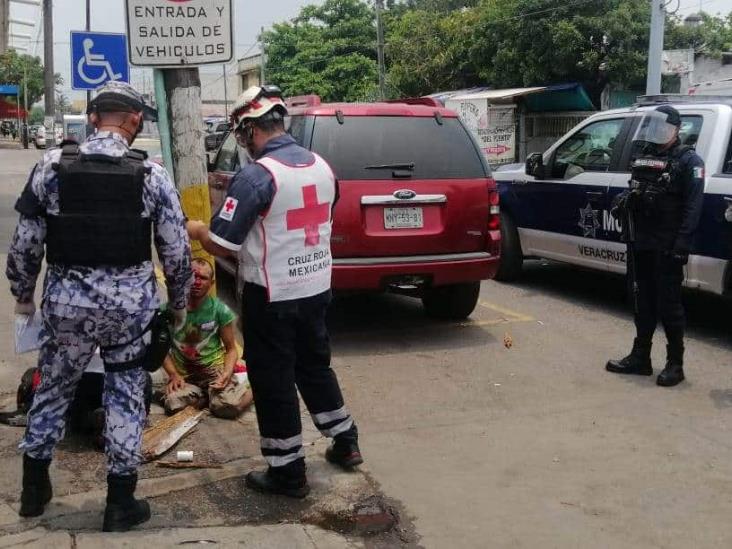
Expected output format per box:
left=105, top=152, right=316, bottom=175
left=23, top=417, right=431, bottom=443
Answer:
left=674, top=154, right=705, bottom=256
left=162, top=354, right=185, bottom=395
left=210, top=322, right=239, bottom=390
left=188, top=165, right=274, bottom=256
left=186, top=220, right=236, bottom=258
left=6, top=164, right=46, bottom=305
left=150, top=165, right=193, bottom=310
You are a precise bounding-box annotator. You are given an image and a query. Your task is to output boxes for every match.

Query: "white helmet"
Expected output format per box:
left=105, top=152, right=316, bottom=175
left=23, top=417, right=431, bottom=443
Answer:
left=230, top=85, right=287, bottom=130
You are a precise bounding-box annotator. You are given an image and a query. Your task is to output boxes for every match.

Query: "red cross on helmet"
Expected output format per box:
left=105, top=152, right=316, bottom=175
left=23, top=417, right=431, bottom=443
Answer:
left=230, top=85, right=287, bottom=130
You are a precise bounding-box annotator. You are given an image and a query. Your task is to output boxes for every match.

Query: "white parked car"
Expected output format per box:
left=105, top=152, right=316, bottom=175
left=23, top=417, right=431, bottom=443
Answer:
left=33, top=126, right=64, bottom=149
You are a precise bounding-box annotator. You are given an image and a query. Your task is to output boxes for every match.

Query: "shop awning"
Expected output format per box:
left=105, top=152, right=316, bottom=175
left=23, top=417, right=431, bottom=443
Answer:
left=0, top=98, right=27, bottom=118
left=450, top=87, right=546, bottom=102
left=522, top=83, right=595, bottom=112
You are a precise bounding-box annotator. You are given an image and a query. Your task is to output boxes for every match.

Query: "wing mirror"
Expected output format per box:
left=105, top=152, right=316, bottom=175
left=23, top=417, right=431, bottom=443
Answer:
left=525, top=152, right=545, bottom=179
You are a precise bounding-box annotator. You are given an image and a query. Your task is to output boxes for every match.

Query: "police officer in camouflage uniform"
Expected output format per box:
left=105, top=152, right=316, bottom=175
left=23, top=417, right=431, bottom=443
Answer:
left=606, top=105, right=704, bottom=387
left=6, top=82, right=192, bottom=531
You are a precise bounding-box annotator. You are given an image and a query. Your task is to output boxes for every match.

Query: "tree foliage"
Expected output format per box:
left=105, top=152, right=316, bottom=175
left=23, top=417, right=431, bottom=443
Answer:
left=263, top=0, right=378, bottom=102
left=0, top=49, right=59, bottom=108
left=264, top=0, right=732, bottom=105
left=386, top=8, right=480, bottom=97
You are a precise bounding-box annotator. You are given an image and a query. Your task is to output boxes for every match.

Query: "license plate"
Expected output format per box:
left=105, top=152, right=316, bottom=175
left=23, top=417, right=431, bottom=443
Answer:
left=384, top=207, right=424, bottom=229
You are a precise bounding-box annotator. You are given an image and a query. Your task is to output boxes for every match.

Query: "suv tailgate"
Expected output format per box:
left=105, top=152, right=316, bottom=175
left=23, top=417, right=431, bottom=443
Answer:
left=310, top=115, right=492, bottom=258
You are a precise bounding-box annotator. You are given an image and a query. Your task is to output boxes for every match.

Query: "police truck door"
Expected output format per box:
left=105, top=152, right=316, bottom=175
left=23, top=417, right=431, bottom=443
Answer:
left=510, top=116, right=629, bottom=270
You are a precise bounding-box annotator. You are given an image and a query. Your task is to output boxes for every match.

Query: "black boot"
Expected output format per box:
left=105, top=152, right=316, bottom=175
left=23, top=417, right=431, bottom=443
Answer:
left=657, top=343, right=685, bottom=387
left=245, top=467, right=310, bottom=498
left=102, top=473, right=151, bottom=532
left=325, top=435, right=363, bottom=469
left=19, top=454, right=52, bottom=517
left=606, top=338, right=653, bottom=376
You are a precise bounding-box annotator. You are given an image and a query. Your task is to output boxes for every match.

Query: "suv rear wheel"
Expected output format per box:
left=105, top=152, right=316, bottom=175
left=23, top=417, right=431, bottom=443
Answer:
left=422, top=282, right=481, bottom=320
left=494, top=212, right=523, bottom=281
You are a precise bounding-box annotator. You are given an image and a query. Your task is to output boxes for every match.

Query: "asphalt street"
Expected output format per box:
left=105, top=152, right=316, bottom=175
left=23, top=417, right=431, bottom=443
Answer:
left=1, top=145, right=732, bottom=548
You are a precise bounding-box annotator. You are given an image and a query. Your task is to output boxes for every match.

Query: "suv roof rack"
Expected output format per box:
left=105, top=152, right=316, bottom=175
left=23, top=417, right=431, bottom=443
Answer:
left=285, top=95, right=321, bottom=108
left=636, top=94, right=732, bottom=105
left=385, top=97, right=443, bottom=107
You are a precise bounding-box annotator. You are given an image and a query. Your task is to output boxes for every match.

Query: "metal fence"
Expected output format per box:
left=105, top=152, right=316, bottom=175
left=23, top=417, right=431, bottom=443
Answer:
left=518, top=111, right=592, bottom=161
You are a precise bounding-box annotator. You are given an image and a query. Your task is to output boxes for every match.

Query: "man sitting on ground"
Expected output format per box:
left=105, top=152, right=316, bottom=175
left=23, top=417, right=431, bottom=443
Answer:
left=162, top=258, right=252, bottom=419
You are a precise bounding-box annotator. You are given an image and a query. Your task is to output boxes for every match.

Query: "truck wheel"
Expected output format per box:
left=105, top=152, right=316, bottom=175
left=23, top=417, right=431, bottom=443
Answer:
left=494, top=212, right=523, bottom=282
left=422, top=282, right=481, bottom=320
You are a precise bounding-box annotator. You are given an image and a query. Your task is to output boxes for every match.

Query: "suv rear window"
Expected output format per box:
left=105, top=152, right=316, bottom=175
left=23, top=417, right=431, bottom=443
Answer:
left=310, top=116, right=488, bottom=180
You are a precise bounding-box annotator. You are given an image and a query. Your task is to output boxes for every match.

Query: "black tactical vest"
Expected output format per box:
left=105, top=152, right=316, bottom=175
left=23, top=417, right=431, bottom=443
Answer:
left=46, top=143, right=153, bottom=267
left=630, top=144, right=691, bottom=249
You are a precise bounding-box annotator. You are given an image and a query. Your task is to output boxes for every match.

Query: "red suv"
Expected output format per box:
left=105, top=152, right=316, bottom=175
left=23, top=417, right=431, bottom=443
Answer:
left=208, top=98, right=500, bottom=319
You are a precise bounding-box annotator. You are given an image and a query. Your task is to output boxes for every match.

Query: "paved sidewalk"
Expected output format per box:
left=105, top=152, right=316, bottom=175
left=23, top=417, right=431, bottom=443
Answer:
left=0, top=524, right=364, bottom=548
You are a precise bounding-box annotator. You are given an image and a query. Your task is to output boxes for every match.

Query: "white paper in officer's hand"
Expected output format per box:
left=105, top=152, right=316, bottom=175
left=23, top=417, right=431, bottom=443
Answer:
left=14, top=311, right=43, bottom=354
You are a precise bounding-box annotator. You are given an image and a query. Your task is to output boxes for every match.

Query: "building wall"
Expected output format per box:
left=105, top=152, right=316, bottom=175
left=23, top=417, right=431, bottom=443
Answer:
left=199, top=67, right=240, bottom=115
left=680, top=54, right=732, bottom=93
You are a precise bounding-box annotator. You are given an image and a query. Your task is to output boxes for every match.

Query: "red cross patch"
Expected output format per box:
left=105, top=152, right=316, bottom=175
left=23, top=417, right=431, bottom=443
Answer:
left=286, top=185, right=330, bottom=246
left=218, top=197, right=238, bottom=221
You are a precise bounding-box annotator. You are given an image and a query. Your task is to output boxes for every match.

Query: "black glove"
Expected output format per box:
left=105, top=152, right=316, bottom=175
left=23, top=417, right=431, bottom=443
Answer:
left=668, top=243, right=689, bottom=265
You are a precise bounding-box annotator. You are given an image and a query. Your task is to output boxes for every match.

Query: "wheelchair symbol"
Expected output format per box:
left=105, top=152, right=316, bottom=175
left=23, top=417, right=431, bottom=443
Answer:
left=77, top=38, right=122, bottom=86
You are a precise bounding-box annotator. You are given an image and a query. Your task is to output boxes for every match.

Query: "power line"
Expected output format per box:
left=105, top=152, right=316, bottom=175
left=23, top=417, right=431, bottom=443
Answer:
left=479, top=0, right=603, bottom=24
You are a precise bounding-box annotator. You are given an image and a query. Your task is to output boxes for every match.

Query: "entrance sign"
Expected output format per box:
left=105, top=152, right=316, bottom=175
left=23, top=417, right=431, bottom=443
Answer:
left=125, top=0, right=234, bottom=67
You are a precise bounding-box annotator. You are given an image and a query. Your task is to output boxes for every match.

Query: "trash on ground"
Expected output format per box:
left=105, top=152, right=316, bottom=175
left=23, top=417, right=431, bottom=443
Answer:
left=155, top=460, right=222, bottom=470
left=142, top=406, right=204, bottom=461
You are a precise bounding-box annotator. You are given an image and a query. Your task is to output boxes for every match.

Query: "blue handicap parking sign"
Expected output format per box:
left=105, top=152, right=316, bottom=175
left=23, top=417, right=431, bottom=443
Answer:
left=71, top=31, right=130, bottom=91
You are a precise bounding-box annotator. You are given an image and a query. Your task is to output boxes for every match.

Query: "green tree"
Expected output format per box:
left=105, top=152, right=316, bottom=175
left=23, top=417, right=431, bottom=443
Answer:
left=467, top=0, right=654, bottom=103
left=0, top=49, right=59, bottom=108
left=386, top=8, right=480, bottom=97
left=263, top=0, right=378, bottom=102
left=28, top=105, right=44, bottom=125
left=666, top=12, right=732, bottom=55
left=56, top=92, right=71, bottom=115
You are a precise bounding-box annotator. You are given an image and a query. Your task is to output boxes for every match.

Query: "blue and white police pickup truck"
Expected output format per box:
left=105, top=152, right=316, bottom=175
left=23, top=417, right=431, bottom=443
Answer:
left=494, top=95, right=732, bottom=296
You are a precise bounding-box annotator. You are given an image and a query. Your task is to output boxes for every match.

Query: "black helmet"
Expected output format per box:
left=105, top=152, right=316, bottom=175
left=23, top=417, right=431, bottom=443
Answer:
left=87, top=81, right=158, bottom=121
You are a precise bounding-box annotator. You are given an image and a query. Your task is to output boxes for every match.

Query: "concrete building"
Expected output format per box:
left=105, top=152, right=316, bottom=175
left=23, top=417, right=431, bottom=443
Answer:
left=237, top=52, right=263, bottom=91
left=199, top=64, right=240, bottom=118
left=682, top=53, right=732, bottom=94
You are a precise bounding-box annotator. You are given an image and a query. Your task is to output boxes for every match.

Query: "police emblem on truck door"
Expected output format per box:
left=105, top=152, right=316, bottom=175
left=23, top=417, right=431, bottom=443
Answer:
left=578, top=203, right=601, bottom=238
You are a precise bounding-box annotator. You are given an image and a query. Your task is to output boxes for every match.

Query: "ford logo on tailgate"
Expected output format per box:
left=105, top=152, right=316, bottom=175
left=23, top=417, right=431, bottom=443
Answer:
left=393, top=189, right=416, bottom=200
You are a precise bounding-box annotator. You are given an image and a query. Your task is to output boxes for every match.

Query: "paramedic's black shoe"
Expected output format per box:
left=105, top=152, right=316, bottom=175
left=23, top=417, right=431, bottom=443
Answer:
left=606, top=338, right=652, bottom=376
left=19, top=454, right=52, bottom=517
left=325, top=440, right=363, bottom=469
left=657, top=344, right=685, bottom=387
left=245, top=468, right=310, bottom=499
left=657, top=362, right=684, bottom=386
left=102, top=473, right=151, bottom=532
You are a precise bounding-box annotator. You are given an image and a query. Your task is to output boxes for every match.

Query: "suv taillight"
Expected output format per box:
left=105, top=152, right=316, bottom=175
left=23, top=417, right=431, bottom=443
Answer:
left=488, top=189, right=500, bottom=230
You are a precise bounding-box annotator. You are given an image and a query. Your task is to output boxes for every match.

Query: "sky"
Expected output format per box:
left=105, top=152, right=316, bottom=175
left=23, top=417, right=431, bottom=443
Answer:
left=6, top=0, right=732, bottom=101
left=7, top=0, right=322, bottom=100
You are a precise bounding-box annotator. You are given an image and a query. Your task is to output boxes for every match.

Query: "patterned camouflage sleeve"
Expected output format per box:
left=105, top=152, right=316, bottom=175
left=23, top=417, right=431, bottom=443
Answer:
left=6, top=162, right=47, bottom=303
left=149, top=164, right=192, bottom=310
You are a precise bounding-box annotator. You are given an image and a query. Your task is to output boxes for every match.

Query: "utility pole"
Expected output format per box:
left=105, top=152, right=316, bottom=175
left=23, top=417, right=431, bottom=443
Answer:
left=85, top=0, right=90, bottom=107
left=22, top=62, right=28, bottom=147
left=222, top=63, right=228, bottom=117
left=646, top=0, right=665, bottom=95
left=0, top=0, right=9, bottom=54
left=375, top=0, right=386, bottom=100
left=259, top=26, right=265, bottom=85
left=157, top=68, right=214, bottom=275
left=42, top=0, right=55, bottom=147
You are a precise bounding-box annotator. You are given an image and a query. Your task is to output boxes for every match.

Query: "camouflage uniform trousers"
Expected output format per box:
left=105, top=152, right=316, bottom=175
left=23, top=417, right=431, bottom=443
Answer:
left=20, top=303, right=154, bottom=475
